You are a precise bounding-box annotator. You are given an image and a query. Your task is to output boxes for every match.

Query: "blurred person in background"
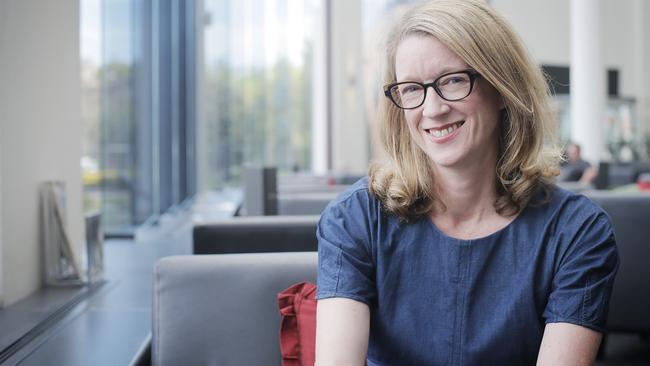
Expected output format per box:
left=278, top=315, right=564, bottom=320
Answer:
left=560, top=142, right=597, bottom=184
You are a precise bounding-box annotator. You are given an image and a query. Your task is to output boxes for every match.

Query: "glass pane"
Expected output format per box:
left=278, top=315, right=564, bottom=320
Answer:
left=202, top=0, right=320, bottom=189
left=80, top=0, right=102, bottom=216
left=81, top=0, right=138, bottom=233
left=101, top=0, right=136, bottom=231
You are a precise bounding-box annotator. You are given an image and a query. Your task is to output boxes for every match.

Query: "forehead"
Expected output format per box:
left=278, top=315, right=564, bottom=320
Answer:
left=394, top=35, right=466, bottom=81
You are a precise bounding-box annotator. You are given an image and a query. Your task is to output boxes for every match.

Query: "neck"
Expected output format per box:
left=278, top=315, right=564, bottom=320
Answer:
left=432, top=151, right=499, bottom=224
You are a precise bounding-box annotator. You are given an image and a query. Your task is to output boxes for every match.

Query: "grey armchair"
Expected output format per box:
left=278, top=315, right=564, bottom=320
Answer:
left=152, top=252, right=317, bottom=366
left=584, top=191, right=650, bottom=334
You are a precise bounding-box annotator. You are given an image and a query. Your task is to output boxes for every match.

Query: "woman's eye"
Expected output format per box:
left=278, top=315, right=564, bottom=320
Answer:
left=440, top=76, right=468, bottom=86
left=401, top=85, right=420, bottom=94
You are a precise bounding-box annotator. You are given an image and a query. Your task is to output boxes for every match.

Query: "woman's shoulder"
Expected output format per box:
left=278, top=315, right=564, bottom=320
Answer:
left=326, top=177, right=378, bottom=211
left=334, top=176, right=371, bottom=199
left=527, top=184, right=614, bottom=236
left=544, top=185, right=610, bottom=219
left=319, top=177, right=388, bottom=226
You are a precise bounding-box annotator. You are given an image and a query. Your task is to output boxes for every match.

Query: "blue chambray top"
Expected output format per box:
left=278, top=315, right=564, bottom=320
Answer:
left=316, top=178, right=619, bottom=366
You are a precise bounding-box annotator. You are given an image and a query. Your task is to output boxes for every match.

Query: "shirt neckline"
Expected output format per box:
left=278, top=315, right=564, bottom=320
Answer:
left=423, top=200, right=532, bottom=244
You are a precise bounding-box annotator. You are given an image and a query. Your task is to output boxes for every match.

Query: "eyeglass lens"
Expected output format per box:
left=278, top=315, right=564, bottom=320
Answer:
left=390, top=72, right=472, bottom=108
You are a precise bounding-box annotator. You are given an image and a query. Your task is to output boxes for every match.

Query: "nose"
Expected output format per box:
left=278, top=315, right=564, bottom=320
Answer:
left=421, top=86, right=451, bottom=118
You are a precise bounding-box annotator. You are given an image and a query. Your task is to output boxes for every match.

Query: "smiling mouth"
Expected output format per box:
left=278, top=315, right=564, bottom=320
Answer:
left=425, top=121, right=465, bottom=137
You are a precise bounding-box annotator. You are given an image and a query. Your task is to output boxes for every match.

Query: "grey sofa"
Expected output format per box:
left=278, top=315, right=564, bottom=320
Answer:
left=193, top=215, right=320, bottom=254
left=593, top=161, right=650, bottom=189
left=152, top=252, right=317, bottom=366
left=278, top=193, right=338, bottom=215
left=584, top=191, right=650, bottom=334
left=147, top=190, right=650, bottom=366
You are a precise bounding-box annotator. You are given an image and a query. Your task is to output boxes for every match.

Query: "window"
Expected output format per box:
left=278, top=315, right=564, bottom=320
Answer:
left=82, top=0, right=328, bottom=232
left=81, top=0, right=197, bottom=235
left=201, top=0, right=321, bottom=189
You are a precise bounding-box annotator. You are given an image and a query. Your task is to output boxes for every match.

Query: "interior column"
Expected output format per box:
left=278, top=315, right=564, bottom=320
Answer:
left=570, top=0, right=606, bottom=164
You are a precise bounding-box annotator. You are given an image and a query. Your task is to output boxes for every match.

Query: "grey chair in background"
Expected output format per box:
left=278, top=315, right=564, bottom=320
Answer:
left=192, top=215, right=320, bottom=254
left=277, top=192, right=338, bottom=215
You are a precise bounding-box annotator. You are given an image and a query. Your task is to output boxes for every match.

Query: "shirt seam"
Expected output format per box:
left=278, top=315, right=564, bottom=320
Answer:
left=545, top=316, right=606, bottom=333
left=459, top=245, right=473, bottom=366
left=315, top=291, right=373, bottom=307
left=582, top=272, right=591, bottom=324
left=334, top=247, right=343, bottom=294
left=334, top=183, right=371, bottom=207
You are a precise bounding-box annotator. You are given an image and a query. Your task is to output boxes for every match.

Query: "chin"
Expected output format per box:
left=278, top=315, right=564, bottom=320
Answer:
left=426, top=151, right=464, bottom=168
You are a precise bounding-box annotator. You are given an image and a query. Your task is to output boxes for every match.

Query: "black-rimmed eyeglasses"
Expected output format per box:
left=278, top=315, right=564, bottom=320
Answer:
left=383, top=69, right=481, bottom=110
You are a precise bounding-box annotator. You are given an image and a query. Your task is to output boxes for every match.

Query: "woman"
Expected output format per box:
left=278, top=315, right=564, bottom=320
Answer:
left=315, top=1, right=619, bottom=365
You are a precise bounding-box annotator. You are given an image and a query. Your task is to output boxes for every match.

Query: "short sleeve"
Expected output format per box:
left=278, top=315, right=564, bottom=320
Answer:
left=543, top=209, right=620, bottom=333
left=316, top=189, right=377, bottom=307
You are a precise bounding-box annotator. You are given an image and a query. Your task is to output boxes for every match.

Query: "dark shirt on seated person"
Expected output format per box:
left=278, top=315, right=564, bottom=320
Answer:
left=560, top=159, right=591, bottom=182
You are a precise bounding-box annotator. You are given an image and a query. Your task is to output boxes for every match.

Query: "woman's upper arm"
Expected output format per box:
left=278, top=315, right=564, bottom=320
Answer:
left=315, top=186, right=375, bottom=365
left=537, top=204, right=615, bottom=364
left=316, top=297, right=370, bottom=366
left=536, top=322, right=602, bottom=365
left=543, top=207, right=619, bottom=332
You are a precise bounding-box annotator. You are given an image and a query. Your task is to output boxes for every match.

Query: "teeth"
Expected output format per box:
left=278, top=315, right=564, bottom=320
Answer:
left=428, top=122, right=463, bottom=138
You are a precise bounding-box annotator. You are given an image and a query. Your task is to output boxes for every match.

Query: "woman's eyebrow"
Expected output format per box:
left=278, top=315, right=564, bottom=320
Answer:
left=396, top=65, right=471, bottom=83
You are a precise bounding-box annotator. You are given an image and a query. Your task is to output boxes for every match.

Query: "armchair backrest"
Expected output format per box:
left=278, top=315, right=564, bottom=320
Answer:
left=152, top=252, right=317, bottom=366
left=193, top=215, right=320, bottom=254
left=585, top=191, right=650, bottom=332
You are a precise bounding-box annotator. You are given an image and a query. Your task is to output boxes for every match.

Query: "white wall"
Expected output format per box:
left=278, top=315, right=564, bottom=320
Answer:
left=491, top=0, right=650, bottom=135
left=491, top=0, right=642, bottom=96
left=491, top=0, right=571, bottom=66
left=492, top=0, right=642, bottom=96
left=0, top=0, right=84, bottom=307
left=601, top=0, right=642, bottom=99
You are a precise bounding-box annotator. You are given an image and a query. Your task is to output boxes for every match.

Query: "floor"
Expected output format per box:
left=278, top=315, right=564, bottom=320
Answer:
left=1, top=215, right=195, bottom=366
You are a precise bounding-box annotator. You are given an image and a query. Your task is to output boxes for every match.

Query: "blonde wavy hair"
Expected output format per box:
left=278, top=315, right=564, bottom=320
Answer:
left=369, top=0, right=561, bottom=221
